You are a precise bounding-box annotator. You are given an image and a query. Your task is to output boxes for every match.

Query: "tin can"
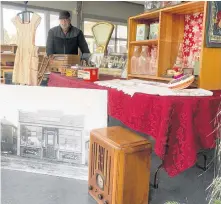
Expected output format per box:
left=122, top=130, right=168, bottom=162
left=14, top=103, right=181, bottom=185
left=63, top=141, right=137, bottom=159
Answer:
left=82, top=67, right=99, bottom=82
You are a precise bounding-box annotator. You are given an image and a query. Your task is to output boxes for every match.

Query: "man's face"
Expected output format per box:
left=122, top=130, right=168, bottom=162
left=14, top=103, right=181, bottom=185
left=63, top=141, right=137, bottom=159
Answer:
left=59, top=18, right=71, bottom=30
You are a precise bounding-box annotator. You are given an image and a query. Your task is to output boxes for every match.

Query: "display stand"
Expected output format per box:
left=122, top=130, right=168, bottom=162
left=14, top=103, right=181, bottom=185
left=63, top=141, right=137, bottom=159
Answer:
left=128, top=1, right=221, bottom=90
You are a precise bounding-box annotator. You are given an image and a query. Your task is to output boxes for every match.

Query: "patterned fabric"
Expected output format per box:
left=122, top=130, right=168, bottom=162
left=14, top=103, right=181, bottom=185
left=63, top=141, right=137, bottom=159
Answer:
left=48, top=73, right=221, bottom=177
left=182, top=13, right=203, bottom=67
left=206, top=1, right=221, bottom=47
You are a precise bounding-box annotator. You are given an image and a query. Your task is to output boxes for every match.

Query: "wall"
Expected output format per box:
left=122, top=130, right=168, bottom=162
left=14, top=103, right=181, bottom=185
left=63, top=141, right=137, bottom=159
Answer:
left=13, top=1, right=77, bottom=11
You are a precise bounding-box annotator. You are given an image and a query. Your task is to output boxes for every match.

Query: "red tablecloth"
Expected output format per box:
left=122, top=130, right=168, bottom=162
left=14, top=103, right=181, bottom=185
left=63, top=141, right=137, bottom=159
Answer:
left=48, top=73, right=221, bottom=177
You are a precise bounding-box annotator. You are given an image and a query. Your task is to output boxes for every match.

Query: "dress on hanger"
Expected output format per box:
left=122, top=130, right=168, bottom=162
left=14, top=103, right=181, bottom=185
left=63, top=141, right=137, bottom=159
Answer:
left=12, top=13, right=41, bottom=85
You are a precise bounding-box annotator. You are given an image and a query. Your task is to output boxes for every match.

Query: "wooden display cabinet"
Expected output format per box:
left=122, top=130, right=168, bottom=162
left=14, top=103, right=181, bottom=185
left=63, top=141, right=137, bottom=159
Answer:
left=128, top=1, right=221, bottom=90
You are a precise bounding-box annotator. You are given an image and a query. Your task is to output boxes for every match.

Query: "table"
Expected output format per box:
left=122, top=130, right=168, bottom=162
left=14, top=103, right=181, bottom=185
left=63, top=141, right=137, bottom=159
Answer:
left=48, top=73, right=221, bottom=177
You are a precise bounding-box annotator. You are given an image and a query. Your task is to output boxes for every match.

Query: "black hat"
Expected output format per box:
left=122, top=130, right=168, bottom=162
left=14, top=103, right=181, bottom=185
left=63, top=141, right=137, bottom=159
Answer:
left=59, top=11, right=71, bottom=19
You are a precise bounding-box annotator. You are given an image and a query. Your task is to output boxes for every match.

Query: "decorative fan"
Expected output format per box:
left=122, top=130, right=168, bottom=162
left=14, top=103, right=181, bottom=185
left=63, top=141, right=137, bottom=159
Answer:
left=168, top=74, right=195, bottom=90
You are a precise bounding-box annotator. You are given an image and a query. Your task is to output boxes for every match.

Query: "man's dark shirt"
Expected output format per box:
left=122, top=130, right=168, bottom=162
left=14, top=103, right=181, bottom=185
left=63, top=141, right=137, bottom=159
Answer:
left=46, top=25, right=90, bottom=56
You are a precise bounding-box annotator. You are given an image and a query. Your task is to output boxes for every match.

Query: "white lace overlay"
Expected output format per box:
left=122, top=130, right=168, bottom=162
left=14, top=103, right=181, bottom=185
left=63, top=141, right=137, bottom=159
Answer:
left=94, top=79, right=213, bottom=97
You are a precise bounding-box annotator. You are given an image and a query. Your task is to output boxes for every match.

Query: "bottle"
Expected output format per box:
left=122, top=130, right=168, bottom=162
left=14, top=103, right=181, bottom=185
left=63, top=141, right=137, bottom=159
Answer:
left=149, top=46, right=157, bottom=75
left=138, top=46, right=149, bottom=74
left=131, top=46, right=140, bottom=74
left=146, top=48, right=151, bottom=74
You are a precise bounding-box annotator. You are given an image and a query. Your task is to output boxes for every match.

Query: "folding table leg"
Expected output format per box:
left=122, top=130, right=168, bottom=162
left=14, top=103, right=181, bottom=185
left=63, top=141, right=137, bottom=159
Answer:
left=153, top=163, right=163, bottom=189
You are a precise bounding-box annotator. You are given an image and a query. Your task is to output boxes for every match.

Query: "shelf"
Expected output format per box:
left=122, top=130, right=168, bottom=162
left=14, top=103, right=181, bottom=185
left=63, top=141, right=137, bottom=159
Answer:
left=1, top=66, right=14, bottom=69
left=131, top=10, right=160, bottom=20
left=162, top=1, right=205, bottom=15
left=130, top=39, right=158, bottom=46
left=131, top=1, right=205, bottom=21
left=1, top=53, right=15, bottom=56
left=128, top=74, right=172, bottom=82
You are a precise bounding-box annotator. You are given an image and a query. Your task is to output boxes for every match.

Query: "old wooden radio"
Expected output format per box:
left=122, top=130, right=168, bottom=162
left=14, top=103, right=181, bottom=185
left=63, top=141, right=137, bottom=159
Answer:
left=88, top=126, right=152, bottom=204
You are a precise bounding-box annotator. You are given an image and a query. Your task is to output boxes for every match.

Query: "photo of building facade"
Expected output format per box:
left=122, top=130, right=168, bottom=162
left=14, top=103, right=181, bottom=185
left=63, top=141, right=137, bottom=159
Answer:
left=18, top=110, right=86, bottom=165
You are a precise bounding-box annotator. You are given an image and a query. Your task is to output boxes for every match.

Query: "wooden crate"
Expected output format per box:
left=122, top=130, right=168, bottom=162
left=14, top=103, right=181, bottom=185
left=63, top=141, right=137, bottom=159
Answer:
left=49, top=54, right=81, bottom=72
left=127, top=1, right=221, bottom=90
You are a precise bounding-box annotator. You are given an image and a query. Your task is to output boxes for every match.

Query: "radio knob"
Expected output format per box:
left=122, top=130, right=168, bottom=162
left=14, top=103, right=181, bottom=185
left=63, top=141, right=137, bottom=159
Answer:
left=104, top=201, right=108, bottom=204
left=98, top=194, right=103, bottom=200
left=88, top=185, right=93, bottom=190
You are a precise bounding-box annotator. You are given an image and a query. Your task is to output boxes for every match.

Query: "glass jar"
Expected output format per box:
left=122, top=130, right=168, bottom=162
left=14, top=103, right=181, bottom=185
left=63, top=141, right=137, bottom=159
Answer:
left=149, top=46, right=158, bottom=75
left=131, top=46, right=140, bottom=74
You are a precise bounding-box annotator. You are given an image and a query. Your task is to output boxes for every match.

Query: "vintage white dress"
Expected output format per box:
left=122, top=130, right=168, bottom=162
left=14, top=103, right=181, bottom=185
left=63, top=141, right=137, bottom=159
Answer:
left=12, top=13, right=41, bottom=85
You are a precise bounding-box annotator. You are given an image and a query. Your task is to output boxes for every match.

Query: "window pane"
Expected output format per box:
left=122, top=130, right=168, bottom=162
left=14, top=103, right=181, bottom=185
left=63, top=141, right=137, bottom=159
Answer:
left=85, top=37, right=97, bottom=53
left=117, top=40, right=127, bottom=53
left=50, top=14, right=59, bottom=29
left=33, top=12, right=46, bottom=46
left=107, top=40, right=115, bottom=54
left=3, top=8, right=22, bottom=44
left=117, top=25, right=127, bottom=39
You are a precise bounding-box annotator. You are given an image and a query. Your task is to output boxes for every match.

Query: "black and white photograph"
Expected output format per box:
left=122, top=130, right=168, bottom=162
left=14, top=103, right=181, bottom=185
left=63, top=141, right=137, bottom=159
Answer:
left=0, top=85, right=107, bottom=182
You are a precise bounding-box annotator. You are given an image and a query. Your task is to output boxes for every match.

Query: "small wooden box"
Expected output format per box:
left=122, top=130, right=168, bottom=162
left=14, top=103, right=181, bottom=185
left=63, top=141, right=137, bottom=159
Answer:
left=88, top=126, right=152, bottom=204
left=49, top=54, right=80, bottom=72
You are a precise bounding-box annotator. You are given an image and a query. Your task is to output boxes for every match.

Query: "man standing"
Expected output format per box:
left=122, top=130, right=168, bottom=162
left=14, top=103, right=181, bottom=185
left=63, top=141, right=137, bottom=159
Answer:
left=46, top=11, right=90, bottom=56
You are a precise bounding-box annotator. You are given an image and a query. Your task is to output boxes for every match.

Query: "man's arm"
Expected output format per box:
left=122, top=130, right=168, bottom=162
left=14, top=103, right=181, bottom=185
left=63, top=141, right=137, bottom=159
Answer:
left=77, top=30, right=90, bottom=54
left=46, top=29, right=54, bottom=56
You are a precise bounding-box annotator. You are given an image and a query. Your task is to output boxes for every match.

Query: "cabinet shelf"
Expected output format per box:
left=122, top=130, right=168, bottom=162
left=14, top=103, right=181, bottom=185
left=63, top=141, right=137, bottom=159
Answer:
left=1, top=66, right=14, bottom=69
left=1, top=53, right=15, bottom=56
left=130, top=39, right=158, bottom=46
left=131, top=10, right=160, bottom=20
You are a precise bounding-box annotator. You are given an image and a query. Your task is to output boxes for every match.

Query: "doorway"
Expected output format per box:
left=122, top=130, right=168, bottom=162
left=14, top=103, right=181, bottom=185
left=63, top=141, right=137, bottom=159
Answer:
left=43, top=128, right=58, bottom=159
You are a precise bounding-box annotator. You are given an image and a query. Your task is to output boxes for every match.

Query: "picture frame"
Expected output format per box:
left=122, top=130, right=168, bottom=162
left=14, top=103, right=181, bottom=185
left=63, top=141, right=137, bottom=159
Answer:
left=205, top=1, right=221, bottom=48
left=182, top=68, right=194, bottom=75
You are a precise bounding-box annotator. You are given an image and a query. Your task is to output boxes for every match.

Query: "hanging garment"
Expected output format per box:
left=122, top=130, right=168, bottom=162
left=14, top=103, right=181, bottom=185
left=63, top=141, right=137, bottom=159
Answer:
left=12, top=13, right=41, bottom=85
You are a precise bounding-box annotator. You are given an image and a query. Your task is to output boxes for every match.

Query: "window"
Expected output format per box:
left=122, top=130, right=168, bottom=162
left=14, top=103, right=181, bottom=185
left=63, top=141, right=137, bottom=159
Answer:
left=83, top=19, right=127, bottom=54
left=2, top=7, right=22, bottom=44
left=50, top=13, right=59, bottom=29
left=31, top=11, right=46, bottom=46
left=1, top=3, right=60, bottom=46
left=20, top=125, right=42, bottom=147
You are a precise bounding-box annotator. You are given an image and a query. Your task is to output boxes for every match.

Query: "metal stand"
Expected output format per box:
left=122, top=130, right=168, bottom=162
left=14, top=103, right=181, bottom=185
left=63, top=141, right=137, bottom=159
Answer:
left=196, top=152, right=208, bottom=171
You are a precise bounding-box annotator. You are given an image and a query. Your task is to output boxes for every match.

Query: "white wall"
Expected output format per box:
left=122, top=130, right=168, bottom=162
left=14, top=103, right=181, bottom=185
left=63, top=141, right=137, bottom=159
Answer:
left=14, top=1, right=77, bottom=11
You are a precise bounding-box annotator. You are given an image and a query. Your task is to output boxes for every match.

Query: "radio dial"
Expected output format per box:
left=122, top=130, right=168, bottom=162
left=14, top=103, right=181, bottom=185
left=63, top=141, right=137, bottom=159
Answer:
left=98, top=194, right=103, bottom=200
